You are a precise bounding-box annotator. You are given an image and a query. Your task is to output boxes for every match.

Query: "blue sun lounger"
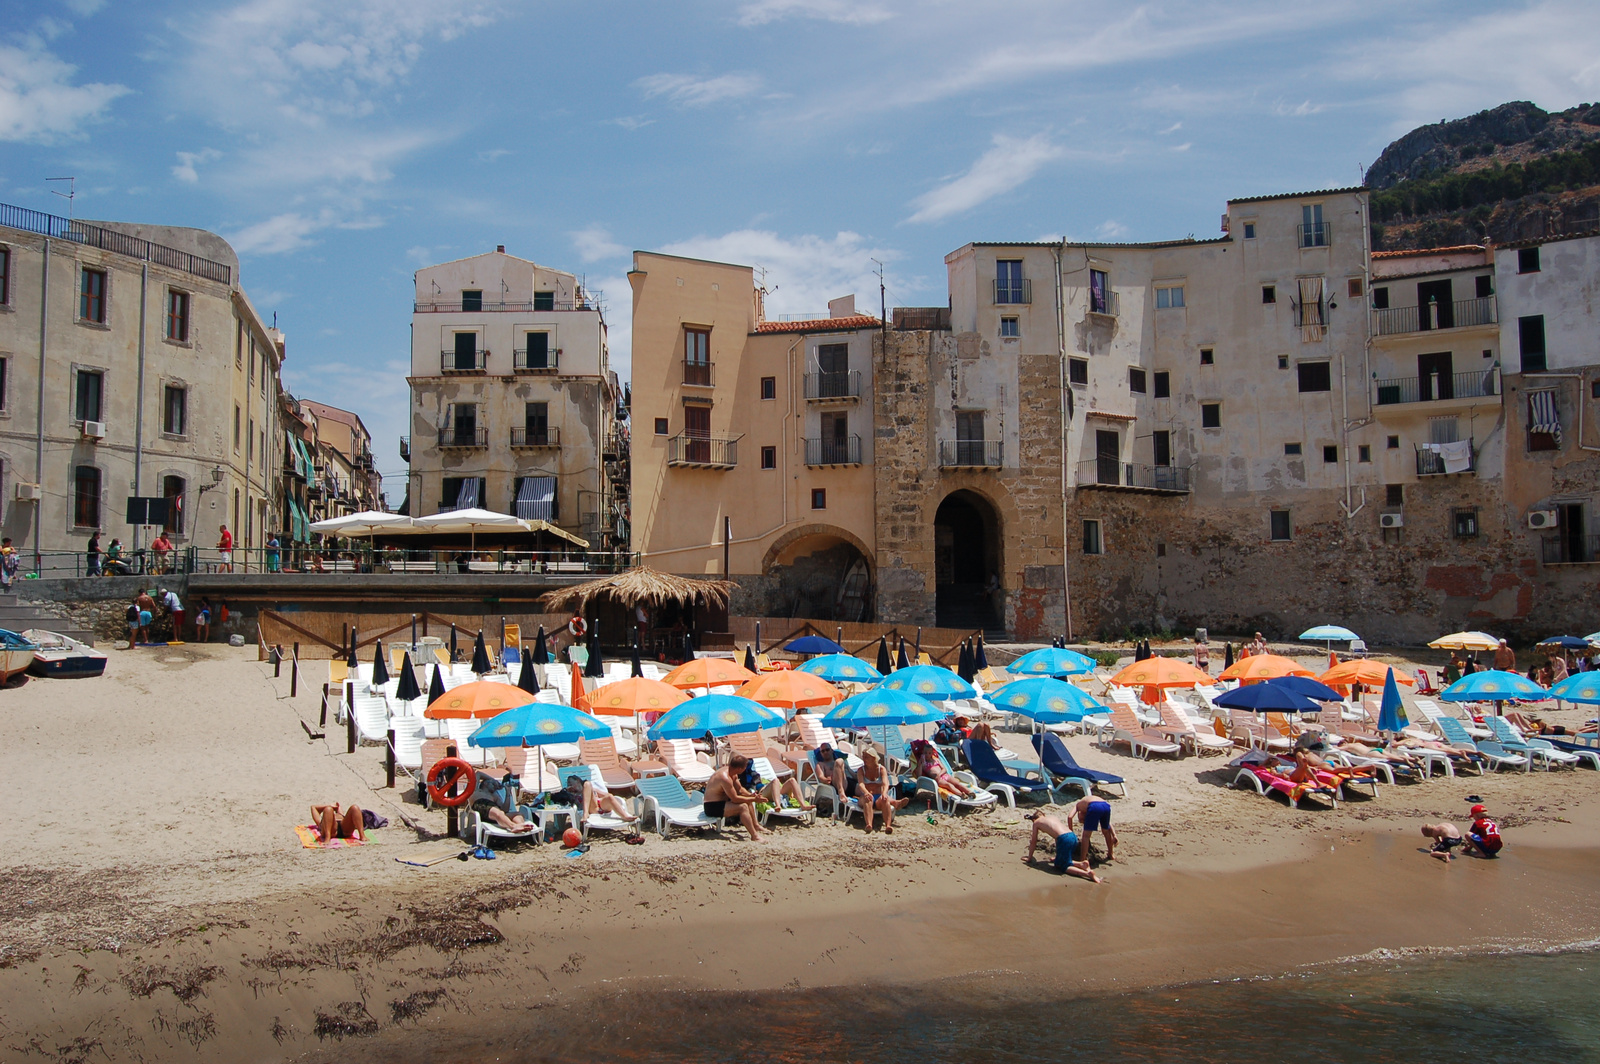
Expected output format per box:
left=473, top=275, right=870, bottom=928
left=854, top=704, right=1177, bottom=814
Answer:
left=1032, top=733, right=1128, bottom=797
left=962, top=740, right=1054, bottom=807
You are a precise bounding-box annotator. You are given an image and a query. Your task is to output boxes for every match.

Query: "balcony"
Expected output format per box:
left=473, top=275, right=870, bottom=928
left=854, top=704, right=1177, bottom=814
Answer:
left=413, top=296, right=595, bottom=313
left=1372, top=296, right=1497, bottom=337
left=667, top=433, right=738, bottom=468
left=438, top=426, right=489, bottom=450
left=1088, top=291, right=1120, bottom=318
left=514, top=347, right=560, bottom=372
left=440, top=349, right=486, bottom=373
left=804, top=435, right=862, bottom=466
left=1298, top=221, right=1331, bottom=248
left=1415, top=438, right=1476, bottom=476
left=993, top=278, right=1033, bottom=305
left=1542, top=533, right=1600, bottom=565
left=1077, top=460, right=1192, bottom=494
left=510, top=426, right=561, bottom=449
left=1375, top=369, right=1499, bottom=407
left=682, top=360, right=714, bottom=387
left=804, top=371, right=861, bottom=401
left=399, top=436, right=410, bottom=462
left=939, top=439, right=1003, bottom=468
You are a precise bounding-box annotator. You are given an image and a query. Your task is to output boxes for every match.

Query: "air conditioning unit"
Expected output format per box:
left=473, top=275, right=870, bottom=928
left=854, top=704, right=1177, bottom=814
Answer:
left=1379, top=512, right=1404, bottom=528
left=81, top=420, right=106, bottom=439
left=1528, top=509, right=1559, bottom=529
left=14, top=482, right=41, bottom=501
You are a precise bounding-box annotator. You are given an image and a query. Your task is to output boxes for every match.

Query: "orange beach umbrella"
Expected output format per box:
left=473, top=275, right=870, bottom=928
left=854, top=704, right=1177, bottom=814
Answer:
left=1109, top=657, right=1215, bottom=689
left=663, top=657, right=757, bottom=690
left=587, top=677, right=688, bottom=717
left=424, top=680, right=535, bottom=719
left=1320, top=660, right=1415, bottom=688
left=1218, top=653, right=1314, bottom=684
left=734, top=670, right=842, bottom=711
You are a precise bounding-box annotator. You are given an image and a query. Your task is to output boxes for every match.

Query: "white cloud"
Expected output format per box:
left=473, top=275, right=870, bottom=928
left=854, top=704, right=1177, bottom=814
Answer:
left=635, top=72, right=762, bottom=107
left=1158, top=121, right=1182, bottom=134
left=906, top=133, right=1063, bottom=223
left=1170, top=141, right=1192, bottom=152
left=572, top=226, right=625, bottom=263
left=58, top=0, right=106, bottom=15
left=477, top=148, right=510, bottom=162
left=609, top=115, right=655, bottom=130
left=171, top=148, right=221, bottom=183
left=736, top=0, right=892, bottom=26
left=227, top=208, right=383, bottom=255
left=1096, top=220, right=1129, bottom=240
left=0, top=42, right=128, bottom=143
left=658, top=229, right=905, bottom=319
left=1273, top=99, right=1324, bottom=117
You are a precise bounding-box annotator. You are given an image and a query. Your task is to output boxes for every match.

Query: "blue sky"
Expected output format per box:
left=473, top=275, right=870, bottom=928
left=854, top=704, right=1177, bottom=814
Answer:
left=3, top=0, right=1598, bottom=488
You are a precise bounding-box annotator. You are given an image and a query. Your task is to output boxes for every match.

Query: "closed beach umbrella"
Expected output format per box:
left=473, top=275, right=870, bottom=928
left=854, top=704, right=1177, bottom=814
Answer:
left=425, top=680, right=534, bottom=720
left=1109, top=656, right=1214, bottom=690
left=796, top=653, right=882, bottom=685
left=346, top=627, right=359, bottom=670
left=1376, top=667, right=1408, bottom=734
left=663, top=657, right=756, bottom=690
left=589, top=676, right=687, bottom=716
left=822, top=688, right=941, bottom=729
left=1428, top=631, right=1500, bottom=652
left=1009, top=647, right=1095, bottom=678
left=896, top=637, right=911, bottom=671
left=394, top=651, right=422, bottom=704
left=469, top=700, right=608, bottom=748
left=1439, top=669, right=1548, bottom=703
left=1263, top=674, right=1343, bottom=702
left=428, top=663, right=446, bottom=705
left=648, top=694, right=782, bottom=740
left=631, top=638, right=644, bottom=678
left=875, top=637, right=892, bottom=676
left=532, top=626, right=549, bottom=665
left=785, top=635, right=846, bottom=656
left=683, top=632, right=695, bottom=662
left=517, top=651, right=541, bottom=695
left=735, top=670, right=842, bottom=712
left=449, top=624, right=458, bottom=662
left=878, top=663, right=977, bottom=701
left=471, top=630, right=491, bottom=675
left=585, top=621, right=604, bottom=678
left=370, top=640, right=390, bottom=687
left=1219, top=653, right=1313, bottom=684
left=975, top=636, right=990, bottom=673
left=957, top=640, right=975, bottom=683
left=744, top=644, right=758, bottom=673
left=1223, top=643, right=1234, bottom=669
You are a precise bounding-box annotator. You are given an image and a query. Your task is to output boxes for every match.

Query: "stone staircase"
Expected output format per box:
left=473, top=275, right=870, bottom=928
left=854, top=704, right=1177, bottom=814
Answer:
left=0, top=592, right=98, bottom=645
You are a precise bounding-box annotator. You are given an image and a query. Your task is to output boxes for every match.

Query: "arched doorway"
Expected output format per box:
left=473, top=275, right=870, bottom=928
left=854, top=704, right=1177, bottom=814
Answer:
left=934, top=490, right=1001, bottom=630
left=763, top=529, right=873, bottom=621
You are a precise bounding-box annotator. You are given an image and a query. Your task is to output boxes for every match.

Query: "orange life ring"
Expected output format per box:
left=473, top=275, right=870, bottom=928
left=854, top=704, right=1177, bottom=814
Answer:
left=568, top=617, right=588, bottom=638
left=426, top=757, right=477, bottom=808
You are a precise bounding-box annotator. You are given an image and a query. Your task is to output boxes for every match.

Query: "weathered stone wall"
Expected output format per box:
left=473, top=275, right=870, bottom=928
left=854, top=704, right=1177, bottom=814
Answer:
left=19, top=575, right=191, bottom=641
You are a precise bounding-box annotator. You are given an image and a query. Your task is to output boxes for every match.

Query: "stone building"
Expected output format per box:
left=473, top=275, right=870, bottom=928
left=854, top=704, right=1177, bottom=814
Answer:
left=0, top=202, right=286, bottom=572
left=402, top=247, right=624, bottom=549
left=298, top=399, right=382, bottom=520
left=628, top=251, right=881, bottom=619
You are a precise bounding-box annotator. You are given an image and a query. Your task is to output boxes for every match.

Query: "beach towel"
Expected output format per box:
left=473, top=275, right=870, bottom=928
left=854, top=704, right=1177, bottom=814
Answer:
left=295, top=824, right=367, bottom=849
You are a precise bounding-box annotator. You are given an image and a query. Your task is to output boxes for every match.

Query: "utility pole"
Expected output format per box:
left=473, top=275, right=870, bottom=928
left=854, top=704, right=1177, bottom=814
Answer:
left=722, top=515, right=731, bottom=578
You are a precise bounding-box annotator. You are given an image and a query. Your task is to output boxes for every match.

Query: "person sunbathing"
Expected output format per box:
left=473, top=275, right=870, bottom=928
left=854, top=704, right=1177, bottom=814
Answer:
left=811, top=743, right=850, bottom=797
left=1421, top=823, right=1464, bottom=862
left=1022, top=811, right=1102, bottom=882
left=705, top=756, right=765, bottom=841
left=854, top=748, right=907, bottom=834
left=311, top=803, right=367, bottom=842
left=911, top=739, right=973, bottom=798
left=550, top=773, right=637, bottom=823
left=472, top=798, right=537, bottom=834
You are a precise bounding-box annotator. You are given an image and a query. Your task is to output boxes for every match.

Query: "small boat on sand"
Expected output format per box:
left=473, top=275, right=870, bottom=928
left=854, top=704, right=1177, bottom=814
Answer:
left=0, top=628, right=39, bottom=682
left=21, top=629, right=105, bottom=679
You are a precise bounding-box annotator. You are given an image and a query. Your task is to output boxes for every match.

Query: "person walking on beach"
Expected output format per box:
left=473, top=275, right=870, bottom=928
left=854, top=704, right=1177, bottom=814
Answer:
left=194, top=597, right=212, bottom=643
left=159, top=587, right=185, bottom=641
left=1466, top=804, right=1503, bottom=858
left=1421, top=823, right=1464, bottom=861
left=705, top=755, right=764, bottom=841
left=1246, top=632, right=1267, bottom=657
left=134, top=589, right=156, bottom=645
left=217, top=524, right=233, bottom=572
left=1022, top=811, right=1102, bottom=882
left=86, top=530, right=102, bottom=576
left=1494, top=639, right=1516, bottom=672
left=1067, top=795, right=1117, bottom=862
left=0, top=538, right=18, bottom=589
left=1194, top=639, right=1209, bottom=673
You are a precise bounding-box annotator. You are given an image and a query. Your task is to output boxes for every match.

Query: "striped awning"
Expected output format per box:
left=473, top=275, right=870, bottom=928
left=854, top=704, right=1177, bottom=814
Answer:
left=1529, top=390, right=1561, bottom=446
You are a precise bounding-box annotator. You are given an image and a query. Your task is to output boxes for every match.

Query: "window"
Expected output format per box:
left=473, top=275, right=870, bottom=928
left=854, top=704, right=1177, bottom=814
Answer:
left=760, top=376, right=776, bottom=400
left=80, top=268, right=106, bottom=323
left=460, top=289, right=483, bottom=312
left=1358, top=444, right=1371, bottom=463
left=1300, top=203, right=1328, bottom=247
left=1155, top=285, right=1185, bottom=309
left=234, top=404, right=241, bottom=452
left=1592, top=380, right=1600, bottom=400
left=0, top=356, right=7, bottom=411
left=450, top=402, right=478, bottom=445
left=1152, top=430, right=1171, bottom=467
left=163, top=385, right=186, bottom=435
left=1527, top=391, right=1559, bottom=452
left=165, top=290, right=190, bottom=341
left=1386, top=485, right=1404, bottom=507
left=1323, top=445, right=1338, bottom=463
left=249, top=339, right=256, bottom=384
left=1261, top=285, right=1276, bottom=304
left=524, top=401, right=549, bottom=445
left=1371, top=286, right=1389, bottom=310
left=1475, top=275, right=1493, bottom=298
left=235, top=321, right=243, bottom=368
left=1518, top=315, right=1547, bottom=372
left=1284, top=442, right=1302, bottom=456
left=1082, top=519, right=1102, bottom=555
left=1387, top=435, right=1400, bottom=450
left=653, top=417, right=669, bottom=436
left=74, top=369, right=103, bottom=422
left=1089, top=269, right=1110, bottom=314
left=1000, top=315, right=1019, bottom=337
left=1269, top=509, right=1291, bottom=541
left=1518, top=247, right=1540, bottom=274
left=810, top=488, right=826, bottom=510
left=523, top=331, right=551, bottom=369
left=1129, top=368, right=1147, bottom=394
left=1200, top=347, right=1214, bottom=365
left=1153, top=371, right=1170, bottom=398
left=1068, top=357, right=1088, bottom=385
left=1297, top=361, right=1331, bottom=392
left=162, top=474, right=185, bottom=534
left=1201, top=403, right=1220, bottom=428
left=1347, top=278, right=1364, bottom=299
left=1242, top=222, right=1256, bottom=239
left=1453, top=509, right=1479, bottom=538
left=761, top=446, right=777, bottom=469
left=247, top=419, right=254, bottom=464
left=73, top=465, right=100, bottom=528
left=534, top=290, right=555, bottom=311
left=451, top=331, right=479, bottom=371
left=0, top=246, right=9, bottom=304
left=513, top=475, right=557, bottom=521
left=684, top=326, right=711, bottom=385
left=1277, top=355, right=1289, bottom=370
left=995, top=260, right=1026, bottom=304
left=956, top=411, right=984, bottom=442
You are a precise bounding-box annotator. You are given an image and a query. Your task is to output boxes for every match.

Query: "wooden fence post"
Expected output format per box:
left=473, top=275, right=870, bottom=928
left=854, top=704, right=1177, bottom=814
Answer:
left=290, top=642, right=299, bottom=698
left=386, top=729, right=396, bottom=788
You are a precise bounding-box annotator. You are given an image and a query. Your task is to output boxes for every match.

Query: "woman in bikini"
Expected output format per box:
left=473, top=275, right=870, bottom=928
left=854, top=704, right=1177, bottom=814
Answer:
left=855, top=748, right=906, bottom=833
left=912, top=739, right=974, bottom=799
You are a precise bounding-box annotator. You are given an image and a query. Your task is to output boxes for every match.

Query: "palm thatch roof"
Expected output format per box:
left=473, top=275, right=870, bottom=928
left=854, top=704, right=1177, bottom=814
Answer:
left=538, top=566, right=735, bottom=613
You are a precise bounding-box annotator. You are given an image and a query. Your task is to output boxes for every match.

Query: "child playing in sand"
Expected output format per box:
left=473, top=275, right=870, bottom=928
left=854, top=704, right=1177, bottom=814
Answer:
left=1066, top=795, right=1117, bottom=862
left=1022, top=812, right=1102, bottom=882
left=1465, top=804, right=1503, bottom=858
left=1420, top=823, right=1464, bottom=861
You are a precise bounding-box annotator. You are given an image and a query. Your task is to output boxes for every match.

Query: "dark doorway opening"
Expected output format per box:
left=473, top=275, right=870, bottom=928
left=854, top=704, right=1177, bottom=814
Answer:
left=934, top=490, right=1002, bottom=633
left=1417, top=279, right=1454, bottom=330
left=1418, top=351, right=1454, bottom=401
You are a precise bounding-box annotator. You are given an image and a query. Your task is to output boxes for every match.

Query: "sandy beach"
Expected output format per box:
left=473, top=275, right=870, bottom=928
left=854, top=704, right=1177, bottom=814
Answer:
left=3, top=645, right=1600, bottom=1062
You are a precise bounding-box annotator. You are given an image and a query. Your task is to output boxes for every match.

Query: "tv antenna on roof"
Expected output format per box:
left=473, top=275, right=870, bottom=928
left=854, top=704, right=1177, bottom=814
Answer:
left=47, top=176, right=76, bottom=222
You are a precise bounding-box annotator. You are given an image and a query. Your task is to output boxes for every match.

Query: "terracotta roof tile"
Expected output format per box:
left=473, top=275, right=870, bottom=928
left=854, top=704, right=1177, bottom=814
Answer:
left=753, top=314, right=881, bottom=335
left=1371, top=245, right=1486, bottom=258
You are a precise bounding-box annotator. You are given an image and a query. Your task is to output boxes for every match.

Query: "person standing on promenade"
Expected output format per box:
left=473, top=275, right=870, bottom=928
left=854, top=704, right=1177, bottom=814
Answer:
left=86, top=530, right=102, bottom=576
left=217, top=525, right=234, bottom=572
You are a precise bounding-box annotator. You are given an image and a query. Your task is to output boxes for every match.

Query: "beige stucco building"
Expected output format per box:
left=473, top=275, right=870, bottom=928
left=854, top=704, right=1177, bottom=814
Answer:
left=0, top=203, right=285, bottom=572
left=298, top=399, right=382, bottom=520
left=403, top=248, right=623, bottom=549
left=628, top=251, right=880, bottom=619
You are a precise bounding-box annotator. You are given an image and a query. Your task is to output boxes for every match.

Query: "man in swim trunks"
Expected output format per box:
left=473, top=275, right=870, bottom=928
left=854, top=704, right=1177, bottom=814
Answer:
left=705, top=755, right=764, bottom=841
left=1022, top=812, right=1102, bottom=882
left=1067, top=795, right=1117, bottom=862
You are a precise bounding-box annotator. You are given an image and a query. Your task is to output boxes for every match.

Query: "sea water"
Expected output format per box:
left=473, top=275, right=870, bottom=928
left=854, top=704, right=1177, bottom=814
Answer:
left=501, top=947, right=1600, bottom=1063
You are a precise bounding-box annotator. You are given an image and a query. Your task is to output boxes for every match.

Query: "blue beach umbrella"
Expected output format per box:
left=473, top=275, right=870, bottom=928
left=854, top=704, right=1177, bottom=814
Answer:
left=1213, top=684, right=1319, bottom=713
left=1439, top=669, right=1549, bottom=703
left=878, top=663, right=977, bottom=701
left=1376, top=666, right=1408, bottom=734
left=988, top=677, right=1104, bottom=725
left=469, top=700, right=609, bottom=748
left=648, top=694, right=783, bottom=741
left=1548, top=673, right=1600, bottom=705
left=821, top=688, right=942, bottom=729
left=1008, top=646, right=1096, bottom=678
left=1299, top=625, right=1359, bottom=642
left=797, top=653, right=884, bottom=685
left=1538, top=635, right=1594, bottom=650
left=785, top=635, right=846, bottom=655
left=1263, top=675, right=1344, bottom=702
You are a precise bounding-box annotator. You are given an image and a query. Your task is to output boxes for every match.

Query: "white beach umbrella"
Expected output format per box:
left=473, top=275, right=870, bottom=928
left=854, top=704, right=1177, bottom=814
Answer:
left=409, top=507, right=532, bottom=556
left=309, top=510, right=414, bottom=537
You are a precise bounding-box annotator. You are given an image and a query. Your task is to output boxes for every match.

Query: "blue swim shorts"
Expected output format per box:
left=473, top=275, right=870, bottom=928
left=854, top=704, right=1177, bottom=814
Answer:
left=1082, top=800, right=1112, bottom=832
left=1052, top=831, right=1080, bottom=871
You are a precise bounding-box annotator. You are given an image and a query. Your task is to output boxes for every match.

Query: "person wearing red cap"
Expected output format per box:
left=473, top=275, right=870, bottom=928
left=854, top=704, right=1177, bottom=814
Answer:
left=1465, top=804, right=1502, bottom=858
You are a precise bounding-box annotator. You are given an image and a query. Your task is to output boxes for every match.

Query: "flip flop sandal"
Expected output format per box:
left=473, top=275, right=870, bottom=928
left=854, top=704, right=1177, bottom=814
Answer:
left=624, top=833, right=646, bottom=845
left=1142, top=800, right=1157, bottom=807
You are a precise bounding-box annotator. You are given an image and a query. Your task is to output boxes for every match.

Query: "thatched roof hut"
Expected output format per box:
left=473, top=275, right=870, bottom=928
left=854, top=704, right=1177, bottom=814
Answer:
left=538, top=566, right=735, bottom=614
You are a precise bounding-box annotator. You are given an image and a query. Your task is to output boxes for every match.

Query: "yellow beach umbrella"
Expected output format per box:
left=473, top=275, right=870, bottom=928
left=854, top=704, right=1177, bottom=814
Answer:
left=1428, top=631, right=1500, bottom=652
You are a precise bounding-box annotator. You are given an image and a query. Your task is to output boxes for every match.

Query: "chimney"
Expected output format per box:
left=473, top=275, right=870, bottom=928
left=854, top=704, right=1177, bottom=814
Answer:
left=496, top=245, right=505, bottom=253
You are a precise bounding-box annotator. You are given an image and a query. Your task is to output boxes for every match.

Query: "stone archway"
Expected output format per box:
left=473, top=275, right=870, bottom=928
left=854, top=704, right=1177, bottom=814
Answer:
left=933, top=489, right=1002, bottom=630
left=762, top=524, right=874, bottom=621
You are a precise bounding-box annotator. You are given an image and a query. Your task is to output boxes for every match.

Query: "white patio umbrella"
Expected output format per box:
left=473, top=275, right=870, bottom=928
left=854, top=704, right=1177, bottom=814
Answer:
left=309, top=510, right=415, bottom=537
left=409, top=507, right=532, bottom=555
